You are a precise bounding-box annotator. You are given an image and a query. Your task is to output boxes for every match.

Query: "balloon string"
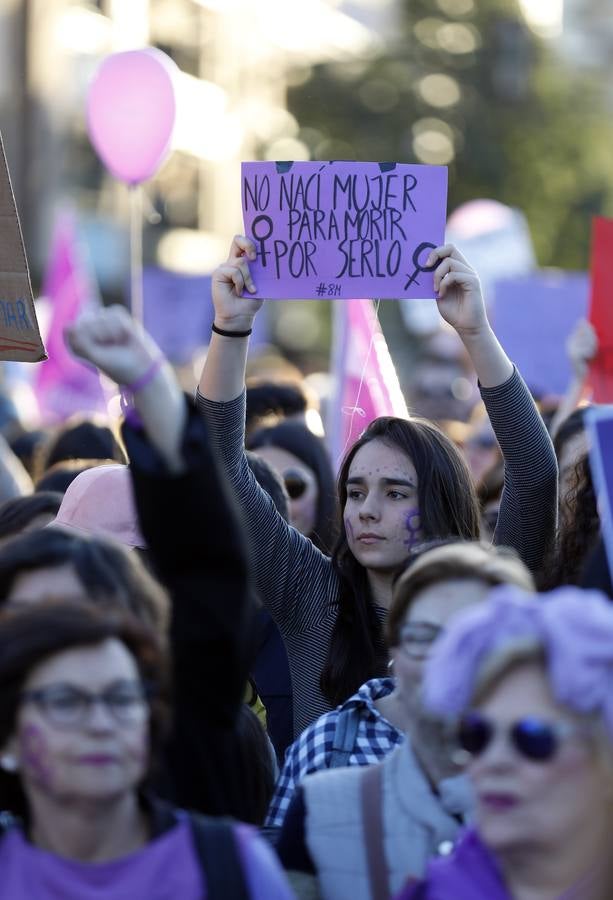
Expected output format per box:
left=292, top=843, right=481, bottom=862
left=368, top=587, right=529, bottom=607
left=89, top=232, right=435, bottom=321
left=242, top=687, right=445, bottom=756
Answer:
left=129, top=185, right=144, bottom=324
left=339, top=298, right=381, bottom=463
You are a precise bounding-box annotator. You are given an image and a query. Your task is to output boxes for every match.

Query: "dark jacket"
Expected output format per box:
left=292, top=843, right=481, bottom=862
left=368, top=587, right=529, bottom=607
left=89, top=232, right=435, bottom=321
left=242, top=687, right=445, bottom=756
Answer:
left=123, top=401, right=257, bottom=819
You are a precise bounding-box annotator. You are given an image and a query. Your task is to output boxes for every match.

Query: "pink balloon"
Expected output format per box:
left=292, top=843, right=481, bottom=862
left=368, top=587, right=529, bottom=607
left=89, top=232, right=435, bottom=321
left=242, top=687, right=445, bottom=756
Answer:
left=86, top=48, right=177, bottom=185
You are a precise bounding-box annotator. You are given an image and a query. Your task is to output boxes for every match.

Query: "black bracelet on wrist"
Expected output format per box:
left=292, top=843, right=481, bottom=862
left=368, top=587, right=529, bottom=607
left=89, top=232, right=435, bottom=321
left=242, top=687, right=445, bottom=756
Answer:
left=211, top=323, right=253, bottom=338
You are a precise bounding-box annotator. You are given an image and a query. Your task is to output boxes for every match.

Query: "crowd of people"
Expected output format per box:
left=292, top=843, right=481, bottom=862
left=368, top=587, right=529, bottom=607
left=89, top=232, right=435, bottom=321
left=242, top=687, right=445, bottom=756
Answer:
left=0, top=236, right=608, bottom=898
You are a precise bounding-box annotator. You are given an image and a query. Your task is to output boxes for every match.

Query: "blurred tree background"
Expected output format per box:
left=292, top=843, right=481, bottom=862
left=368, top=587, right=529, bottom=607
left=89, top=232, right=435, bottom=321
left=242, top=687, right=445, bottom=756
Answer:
left=286, top=0, right=613, bottom=269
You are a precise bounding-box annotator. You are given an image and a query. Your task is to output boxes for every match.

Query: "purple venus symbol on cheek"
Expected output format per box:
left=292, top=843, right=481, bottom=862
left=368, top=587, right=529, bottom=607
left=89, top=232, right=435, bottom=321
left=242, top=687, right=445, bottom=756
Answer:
left=19, top=724, right=54, bottom=788
left=404, top=508, right=422, bottom=549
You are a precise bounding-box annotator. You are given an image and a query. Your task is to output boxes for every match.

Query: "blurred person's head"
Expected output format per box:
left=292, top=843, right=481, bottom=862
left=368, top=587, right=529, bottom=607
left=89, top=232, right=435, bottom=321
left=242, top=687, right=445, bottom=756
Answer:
left=35, top=458, right=118, bottom=495
left=409, top=357, right=476, bottom=423
left=245, top=451, right=289, bottom=521
left=245, top=380, right=308, bottom=436
left=0, top=492, right=63, bottom=542
left=249, top=419, right=337, bottom=553
left=8, top=428, right=48, bottom=479
left=49, top=464, right=145, bottom=550
left=462, top=408, right=501, bottom=486
left=408, top=330, right=477, bottom=424
left=424, top=585, right=613, bottom=891
left=0, top=601, right=168, bottom=821
left=0, top=528, right=167, bottom=632
left=387, top=542, right=533, bottom=720
left=36, top=416, right=126, bottom=481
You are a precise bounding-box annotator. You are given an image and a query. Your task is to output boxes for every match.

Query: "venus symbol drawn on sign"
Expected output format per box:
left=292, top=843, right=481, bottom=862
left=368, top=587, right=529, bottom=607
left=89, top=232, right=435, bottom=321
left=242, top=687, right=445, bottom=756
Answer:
left=403, top=241, right=439, bottom=291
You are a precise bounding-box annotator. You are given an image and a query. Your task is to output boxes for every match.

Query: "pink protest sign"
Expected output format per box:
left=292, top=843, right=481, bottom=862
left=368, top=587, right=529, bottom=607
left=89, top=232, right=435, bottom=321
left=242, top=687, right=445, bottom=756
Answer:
left=241, top=161, right=448, bottom=300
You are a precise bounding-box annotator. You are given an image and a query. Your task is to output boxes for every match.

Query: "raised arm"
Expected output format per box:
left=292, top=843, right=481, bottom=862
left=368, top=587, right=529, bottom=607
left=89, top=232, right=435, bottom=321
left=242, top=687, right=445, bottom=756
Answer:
left=66, top=308, right=257, bottom=815
left=65, top=305, right=187, bottom=474
left=198, top=234, right=262, bottom=401
left=429, top=245, right=558, bottom=572
left=196, top=237, right=336, bottom=637
left=429, top=243, right=513, bottom=388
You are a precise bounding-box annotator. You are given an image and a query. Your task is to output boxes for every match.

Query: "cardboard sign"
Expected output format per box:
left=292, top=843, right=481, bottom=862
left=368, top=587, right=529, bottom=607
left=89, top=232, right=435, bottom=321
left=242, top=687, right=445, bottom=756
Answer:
left=241, top=161, right=448, bottom=300
left=0, top=133, right=45, bottom=361
left=588, top=217, right=613, bottom=401
left=586, top=406, right=613, bottom=582
left=491, top=271, right=589, bottom=396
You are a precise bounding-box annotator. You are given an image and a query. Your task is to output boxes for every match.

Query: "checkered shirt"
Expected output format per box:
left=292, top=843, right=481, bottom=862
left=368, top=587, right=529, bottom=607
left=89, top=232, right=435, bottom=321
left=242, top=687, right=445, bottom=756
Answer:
left=265, top=676, right=404, bottom=828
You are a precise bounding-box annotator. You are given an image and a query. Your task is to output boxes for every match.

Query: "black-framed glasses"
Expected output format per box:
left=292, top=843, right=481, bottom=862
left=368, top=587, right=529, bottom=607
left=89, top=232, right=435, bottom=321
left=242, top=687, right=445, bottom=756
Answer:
left=398, top=622, right=443, bottom=659
left=284, top=469, right=308, bottom=500
left=20, top=680, right=150, bottom=729
left=457, top=712, right=586, bottom=763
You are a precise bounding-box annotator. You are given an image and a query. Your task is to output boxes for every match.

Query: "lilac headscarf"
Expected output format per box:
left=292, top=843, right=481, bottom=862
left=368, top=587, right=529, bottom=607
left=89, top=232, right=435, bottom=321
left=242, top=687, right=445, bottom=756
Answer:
left=423, top=585, right=613, bottom=737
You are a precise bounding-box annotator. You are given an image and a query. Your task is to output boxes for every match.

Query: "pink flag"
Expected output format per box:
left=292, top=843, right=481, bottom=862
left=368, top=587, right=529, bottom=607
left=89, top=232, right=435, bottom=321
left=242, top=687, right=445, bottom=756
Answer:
left=34, top=214, right=106, bottom=423
left=328, top=299, right=409, bottom=469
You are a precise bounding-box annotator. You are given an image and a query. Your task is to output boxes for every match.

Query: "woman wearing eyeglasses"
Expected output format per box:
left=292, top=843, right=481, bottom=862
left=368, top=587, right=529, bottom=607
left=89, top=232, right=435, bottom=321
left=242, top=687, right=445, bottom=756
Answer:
left=0, top=602, right=293, bottom=899
left=271, top=543, right=533, bottom=900
left=397, top=585, right=613, bottom=900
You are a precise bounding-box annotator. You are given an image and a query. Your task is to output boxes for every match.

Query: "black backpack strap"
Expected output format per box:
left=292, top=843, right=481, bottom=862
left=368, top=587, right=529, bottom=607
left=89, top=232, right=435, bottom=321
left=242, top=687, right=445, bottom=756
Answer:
left=328, top=706, right=361, bottom=768
left=189, top=814, right=250, bottom=900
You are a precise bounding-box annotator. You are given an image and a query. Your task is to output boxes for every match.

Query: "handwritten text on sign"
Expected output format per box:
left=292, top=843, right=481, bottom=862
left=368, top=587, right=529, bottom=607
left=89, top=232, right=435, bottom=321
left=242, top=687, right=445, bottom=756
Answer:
left=241, top=161, right=448, bottom=300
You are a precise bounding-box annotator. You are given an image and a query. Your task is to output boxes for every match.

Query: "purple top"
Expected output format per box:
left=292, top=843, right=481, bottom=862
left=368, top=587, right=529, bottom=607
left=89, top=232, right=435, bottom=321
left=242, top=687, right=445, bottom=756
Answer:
left=393, top=828, right=510, bottom=900
left=0, top=819, right=295, bottom=900
left=395, top=828, right=599, bottom=900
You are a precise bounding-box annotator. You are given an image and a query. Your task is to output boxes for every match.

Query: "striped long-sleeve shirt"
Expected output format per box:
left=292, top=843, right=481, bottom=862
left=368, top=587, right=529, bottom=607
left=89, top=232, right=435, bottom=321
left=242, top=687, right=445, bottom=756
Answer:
left=196, top=366, right=557, bottom=735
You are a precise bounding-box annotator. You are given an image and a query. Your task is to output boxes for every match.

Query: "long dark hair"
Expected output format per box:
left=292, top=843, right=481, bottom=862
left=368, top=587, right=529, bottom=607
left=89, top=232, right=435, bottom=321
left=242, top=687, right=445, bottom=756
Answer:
left=321, top=416, right=481, bottom=706
left=248, top=419, right=338, bottom=554
left=539, top=452, right=600, bottom=589
left=0, top=528, right=169, bottom=632
left=0, top=492, right=63, bottom=541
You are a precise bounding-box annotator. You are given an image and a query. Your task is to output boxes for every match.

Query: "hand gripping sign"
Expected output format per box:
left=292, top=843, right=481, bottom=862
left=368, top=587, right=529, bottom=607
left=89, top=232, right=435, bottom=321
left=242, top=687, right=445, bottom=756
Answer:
left=241, top=160, right=448, bottom=300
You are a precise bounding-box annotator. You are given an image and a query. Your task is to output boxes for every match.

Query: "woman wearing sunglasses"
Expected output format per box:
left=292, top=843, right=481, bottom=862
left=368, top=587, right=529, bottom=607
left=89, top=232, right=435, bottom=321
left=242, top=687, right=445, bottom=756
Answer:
left=397, top=584, right=613, bottom=900
left=248, top=418, right=338, bottom=555
left=198, top=236, right=557, bottom=735
left=0, top=602, right=293, bottom=899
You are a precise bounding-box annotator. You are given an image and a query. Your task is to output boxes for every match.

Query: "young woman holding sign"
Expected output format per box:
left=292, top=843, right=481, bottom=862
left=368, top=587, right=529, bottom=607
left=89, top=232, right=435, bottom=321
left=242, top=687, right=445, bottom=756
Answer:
left=197, top=237, right=558, bottom=734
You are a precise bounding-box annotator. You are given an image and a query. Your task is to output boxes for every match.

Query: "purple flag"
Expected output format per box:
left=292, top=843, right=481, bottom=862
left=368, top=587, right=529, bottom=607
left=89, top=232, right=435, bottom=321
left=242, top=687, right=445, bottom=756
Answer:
left=34, top=214, right=106, bottom=423
left=242, top=161, right=448, bottom=300
left=141, top=267, right=269, bottom=364
left=491, top=271, right=589, bottom=397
